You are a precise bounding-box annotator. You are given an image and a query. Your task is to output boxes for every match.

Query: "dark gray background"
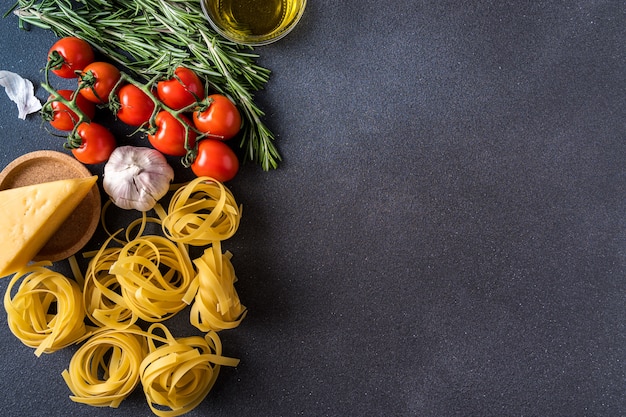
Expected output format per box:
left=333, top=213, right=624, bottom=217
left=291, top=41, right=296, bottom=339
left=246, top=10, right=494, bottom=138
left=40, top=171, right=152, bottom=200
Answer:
left=0, top=1, right=624, bottom=416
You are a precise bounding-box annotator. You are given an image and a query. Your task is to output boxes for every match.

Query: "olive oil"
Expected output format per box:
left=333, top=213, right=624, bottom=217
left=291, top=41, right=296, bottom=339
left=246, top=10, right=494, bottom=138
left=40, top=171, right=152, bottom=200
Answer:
left=202, top=0, right=306, bottom=45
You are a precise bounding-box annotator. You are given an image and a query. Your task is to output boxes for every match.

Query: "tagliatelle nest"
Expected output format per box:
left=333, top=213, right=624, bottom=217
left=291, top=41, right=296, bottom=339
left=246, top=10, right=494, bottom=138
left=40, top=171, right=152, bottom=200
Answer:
left=140, top=324, right=239, bottom=417
left=157, top=176, right=242, bottom=246
left=191, top=241, right=247, bottom=332
left=4, top=262, right=87, bottom=356
left=109, top=235, right=196, bottom=323
left=62, top=327, right=147, bottom=407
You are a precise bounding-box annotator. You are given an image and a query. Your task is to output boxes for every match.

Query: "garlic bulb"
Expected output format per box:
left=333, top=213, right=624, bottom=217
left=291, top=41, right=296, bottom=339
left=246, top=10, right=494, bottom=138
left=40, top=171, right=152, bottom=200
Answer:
left=103, top=146, right=174, bottom=211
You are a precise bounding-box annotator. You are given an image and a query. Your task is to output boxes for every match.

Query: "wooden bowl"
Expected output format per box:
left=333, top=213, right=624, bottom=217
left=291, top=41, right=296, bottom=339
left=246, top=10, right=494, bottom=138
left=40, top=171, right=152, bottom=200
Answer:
left=0, top=150, right=101, bottom=262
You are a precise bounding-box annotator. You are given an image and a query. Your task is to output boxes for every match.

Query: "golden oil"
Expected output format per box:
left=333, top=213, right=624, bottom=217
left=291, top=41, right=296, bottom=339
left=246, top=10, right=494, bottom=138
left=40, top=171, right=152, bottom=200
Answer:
left=202, top=0, right=306, bottom=45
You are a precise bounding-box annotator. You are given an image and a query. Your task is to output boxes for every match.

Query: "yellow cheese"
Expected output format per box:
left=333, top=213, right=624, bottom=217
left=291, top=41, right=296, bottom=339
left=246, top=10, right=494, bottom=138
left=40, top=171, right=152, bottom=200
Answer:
left=0, top=175, right=98, bottom=277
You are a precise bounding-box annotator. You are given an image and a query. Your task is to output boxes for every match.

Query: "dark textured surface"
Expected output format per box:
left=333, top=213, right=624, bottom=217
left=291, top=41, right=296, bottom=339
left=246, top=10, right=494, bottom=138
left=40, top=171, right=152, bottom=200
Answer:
left=0, top=1, right=624, bottom=416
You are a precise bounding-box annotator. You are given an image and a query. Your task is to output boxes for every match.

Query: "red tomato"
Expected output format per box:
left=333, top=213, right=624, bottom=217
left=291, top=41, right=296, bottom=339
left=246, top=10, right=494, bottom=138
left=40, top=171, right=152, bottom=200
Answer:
left=48, top=37, right=94, bottom=79
left=78, top=62, right=121, bottom=104
left=47, top=89, right=96, bottom=131
left=192, top=94, right=242, bottom=140
left=147, top=111, right=197, bottom=157
left=116, top=84, right=155, bottom=127
left=191, top=139, right=239, bottom=182
left=71, top=122, right=117, bottom=164
left=156, top=67, right=204, bottom=110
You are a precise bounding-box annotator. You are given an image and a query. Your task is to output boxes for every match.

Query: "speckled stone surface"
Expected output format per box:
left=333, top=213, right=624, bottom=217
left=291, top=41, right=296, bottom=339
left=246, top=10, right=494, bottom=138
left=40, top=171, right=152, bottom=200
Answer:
left=0, top=1, right=624, bottom=416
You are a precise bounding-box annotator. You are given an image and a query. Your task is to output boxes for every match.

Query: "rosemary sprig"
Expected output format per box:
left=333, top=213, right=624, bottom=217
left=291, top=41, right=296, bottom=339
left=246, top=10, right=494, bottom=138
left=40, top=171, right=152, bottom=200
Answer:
left=12, top=0, right=281, bottom=170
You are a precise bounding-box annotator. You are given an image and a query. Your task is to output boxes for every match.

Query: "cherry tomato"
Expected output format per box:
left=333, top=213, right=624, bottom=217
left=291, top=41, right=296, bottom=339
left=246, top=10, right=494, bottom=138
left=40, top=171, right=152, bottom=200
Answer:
left=147, top=111, right=197, bottom=157
left=78, top=62, right=121, bottom=104
left=191, top=139, right=239, bottom=182
left=48, top=37, right=95, bottom=79
left=71, top=122, right=117, bottom=164
left=192, top=94, right=242, bottom=140
left=116, top=84, right=155, bottom=127
left=47, top=89, right=96, bottom=131
left=156, top=67, right=205, bottom=110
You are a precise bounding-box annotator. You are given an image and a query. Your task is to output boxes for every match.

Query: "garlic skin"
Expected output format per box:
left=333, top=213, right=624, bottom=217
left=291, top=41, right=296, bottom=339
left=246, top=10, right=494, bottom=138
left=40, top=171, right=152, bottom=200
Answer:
left=0, top=70, right=42, bottom=119
left=103, top=146, right=174, bottom=211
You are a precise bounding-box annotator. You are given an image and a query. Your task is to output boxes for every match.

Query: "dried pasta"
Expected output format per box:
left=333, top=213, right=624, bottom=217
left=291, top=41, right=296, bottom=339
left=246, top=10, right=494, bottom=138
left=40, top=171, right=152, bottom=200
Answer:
left=3, top=180, right=247, bottom=415
left=62, top=327, right=147, bottom=407
left=109, top=235, right=196, bottom=323
left=190, top=241, right=247, bottom=332
left=100, top=199, right=165, bottom=246
left=140, top=323, right=240, bottom=417
left=3, top=262, right=87, bottom=356
left=62, top=324, right=239, bottom=413
left=83, top=241, right=136, bottom=329
left=159, top=177, right=242, bottom=246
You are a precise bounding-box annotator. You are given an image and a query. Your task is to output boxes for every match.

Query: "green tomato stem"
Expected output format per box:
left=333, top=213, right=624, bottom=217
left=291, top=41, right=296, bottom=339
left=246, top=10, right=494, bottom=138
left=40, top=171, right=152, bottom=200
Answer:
left=41, top=58, right=91, bottom=148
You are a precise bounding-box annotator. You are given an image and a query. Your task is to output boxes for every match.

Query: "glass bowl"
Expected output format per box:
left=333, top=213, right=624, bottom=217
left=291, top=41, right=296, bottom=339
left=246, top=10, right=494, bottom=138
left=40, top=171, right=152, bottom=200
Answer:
left=201, top=0, right=306, bottom=46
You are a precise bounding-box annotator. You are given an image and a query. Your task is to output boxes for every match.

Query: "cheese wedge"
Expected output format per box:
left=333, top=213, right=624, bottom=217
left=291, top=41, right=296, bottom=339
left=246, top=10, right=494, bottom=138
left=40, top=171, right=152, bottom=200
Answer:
left=0, top=175, right=98, bottom=277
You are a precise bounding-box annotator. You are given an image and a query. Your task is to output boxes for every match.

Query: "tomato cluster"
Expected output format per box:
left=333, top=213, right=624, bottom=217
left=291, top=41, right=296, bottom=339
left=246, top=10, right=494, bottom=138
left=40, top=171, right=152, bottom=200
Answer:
left=150, top=67, right=241, bottom=182
left=44, top=37, right=117, bottom=164
left=43, top=37, right=242, bottom=182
